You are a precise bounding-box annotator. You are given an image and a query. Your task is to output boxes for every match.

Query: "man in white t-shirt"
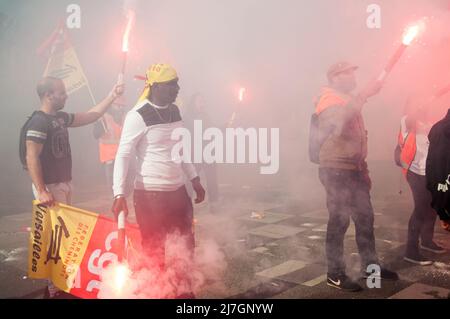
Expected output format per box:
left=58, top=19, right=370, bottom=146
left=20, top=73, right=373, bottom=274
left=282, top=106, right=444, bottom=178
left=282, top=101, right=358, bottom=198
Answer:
left=111, top=64, right=205, bottom=298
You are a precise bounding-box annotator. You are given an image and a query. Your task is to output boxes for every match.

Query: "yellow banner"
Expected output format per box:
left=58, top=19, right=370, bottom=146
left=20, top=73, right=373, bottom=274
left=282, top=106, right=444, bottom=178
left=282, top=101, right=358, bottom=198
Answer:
left=28, top=201, right=98, bottom=292
left=43, top=42, right=88, bottom=95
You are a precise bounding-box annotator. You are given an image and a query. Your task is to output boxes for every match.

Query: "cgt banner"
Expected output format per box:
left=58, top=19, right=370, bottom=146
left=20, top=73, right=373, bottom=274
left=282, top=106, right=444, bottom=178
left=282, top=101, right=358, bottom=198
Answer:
left=28, top=201, right=141, bottom=299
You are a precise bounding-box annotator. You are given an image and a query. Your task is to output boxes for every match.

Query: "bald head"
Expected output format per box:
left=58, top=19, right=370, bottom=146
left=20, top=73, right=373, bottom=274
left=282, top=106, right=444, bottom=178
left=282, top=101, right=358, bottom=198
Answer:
left=36, top=77, right=63, bottom=100
left=36, top=77, right=67, bottom=110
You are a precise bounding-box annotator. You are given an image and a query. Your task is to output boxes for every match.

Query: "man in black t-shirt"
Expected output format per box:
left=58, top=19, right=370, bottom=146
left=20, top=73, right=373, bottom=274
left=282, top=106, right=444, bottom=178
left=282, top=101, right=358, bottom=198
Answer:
left=23, top=77, right=123, bottom=298
left=25, top=77, right=123, bottom=208
left=26, top=111, right=74, bottom=185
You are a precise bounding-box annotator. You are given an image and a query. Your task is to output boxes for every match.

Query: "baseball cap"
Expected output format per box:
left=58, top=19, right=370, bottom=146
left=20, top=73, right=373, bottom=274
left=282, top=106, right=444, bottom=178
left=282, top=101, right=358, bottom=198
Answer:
left=327, top=62, right=358, bottom=81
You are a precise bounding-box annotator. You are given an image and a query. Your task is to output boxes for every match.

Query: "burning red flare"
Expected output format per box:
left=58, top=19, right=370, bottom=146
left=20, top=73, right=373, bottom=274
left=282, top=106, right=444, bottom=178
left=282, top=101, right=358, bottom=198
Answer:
left=377, top=19, right=426, bottom=82
left=402, top=20, right=425, bottom=46
left=238, top=87, right=246, bottom=102
left=112, top=262, right=131, bottom=295
left=122, top=10, right=135, bottom=52
left=402, top=26, right=419, bottom=45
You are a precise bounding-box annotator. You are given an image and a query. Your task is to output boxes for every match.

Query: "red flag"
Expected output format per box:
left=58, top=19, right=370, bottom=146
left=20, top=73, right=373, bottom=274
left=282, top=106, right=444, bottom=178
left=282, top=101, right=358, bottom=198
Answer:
left=40, top=23, right=89, bottom=95
left=36, top=20, right=66, bottom=58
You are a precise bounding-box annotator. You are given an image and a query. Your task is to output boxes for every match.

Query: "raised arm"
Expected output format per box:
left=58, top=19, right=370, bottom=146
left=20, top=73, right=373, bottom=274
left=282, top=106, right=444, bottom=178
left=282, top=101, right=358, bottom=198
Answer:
left=70, top=83, right=124, bottom=127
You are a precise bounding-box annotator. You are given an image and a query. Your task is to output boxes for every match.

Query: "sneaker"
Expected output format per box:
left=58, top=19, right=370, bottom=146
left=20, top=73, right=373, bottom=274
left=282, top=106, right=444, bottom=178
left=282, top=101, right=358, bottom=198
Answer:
left=43, top=287, right=77, bottom=299
left=379, top=267, right=399, bottom=280
left=361, top=266, right=399, bottom=281
left=327, top=273, right=362, bottom=292
left=404, top=252, right=434, bottom=266
left=420, top=242, right=446, bottom=254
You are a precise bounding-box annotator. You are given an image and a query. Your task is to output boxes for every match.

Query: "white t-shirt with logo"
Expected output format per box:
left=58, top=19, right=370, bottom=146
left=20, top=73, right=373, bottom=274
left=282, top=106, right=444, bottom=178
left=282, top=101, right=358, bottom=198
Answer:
left=400, top=116, right=431, bottom=176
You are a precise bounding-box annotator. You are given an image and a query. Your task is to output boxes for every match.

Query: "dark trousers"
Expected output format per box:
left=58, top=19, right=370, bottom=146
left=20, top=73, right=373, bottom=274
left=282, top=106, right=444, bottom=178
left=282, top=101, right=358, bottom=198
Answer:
left=319, top=168, right=378, bottom=275
left=406, top=170, right=438, bottom=255
left=134, top=186, right=195, bottom=274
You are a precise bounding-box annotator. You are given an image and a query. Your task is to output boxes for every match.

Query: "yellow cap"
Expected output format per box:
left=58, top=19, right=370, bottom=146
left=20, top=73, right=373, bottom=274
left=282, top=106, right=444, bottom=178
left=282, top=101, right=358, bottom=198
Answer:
left=138, top=63, right=178, bottom=102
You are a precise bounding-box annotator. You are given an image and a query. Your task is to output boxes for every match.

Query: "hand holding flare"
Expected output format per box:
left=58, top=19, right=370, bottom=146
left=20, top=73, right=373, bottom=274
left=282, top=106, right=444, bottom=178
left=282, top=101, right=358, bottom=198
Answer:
left=377, top=21, right=425, bottom=83
left=111, top=197, right=128, bottom=261
left=110, top=197, right=130, bottom=295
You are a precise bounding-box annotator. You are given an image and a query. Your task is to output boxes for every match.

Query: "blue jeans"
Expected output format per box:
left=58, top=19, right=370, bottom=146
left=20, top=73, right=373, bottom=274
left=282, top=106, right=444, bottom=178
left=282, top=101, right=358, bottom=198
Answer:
left=319, top=168, right=378, bottom=275
left=406, top=170, right=438, bottom=255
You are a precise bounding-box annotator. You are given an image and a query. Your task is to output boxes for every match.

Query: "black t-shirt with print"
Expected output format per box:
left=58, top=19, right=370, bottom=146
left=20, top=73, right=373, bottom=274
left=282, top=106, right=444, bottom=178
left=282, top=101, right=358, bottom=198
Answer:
left=25, top=110, right=74, bottom=184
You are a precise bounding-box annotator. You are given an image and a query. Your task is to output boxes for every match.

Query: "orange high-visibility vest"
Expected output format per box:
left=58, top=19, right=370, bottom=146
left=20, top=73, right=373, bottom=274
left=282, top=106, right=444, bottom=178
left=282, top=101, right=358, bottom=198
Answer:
left=315, top=87, right=351, bottom=115
left=99, top=113, right=123, bottom=163
left=397, top=128, right=417, bottom=175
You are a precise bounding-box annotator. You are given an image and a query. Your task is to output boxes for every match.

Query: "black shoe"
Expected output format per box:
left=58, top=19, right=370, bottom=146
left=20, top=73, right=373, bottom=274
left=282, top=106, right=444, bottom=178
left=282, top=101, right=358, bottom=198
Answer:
left=420, top=242, right=446, bottom=254
left=327, top=273, right=362, bottom=292
left=43, top=287, right=50, bottom=299
left=404, top=252, right=434, bottom=266
left=379, top=267, right=399, bottom=280
left=361, top=266, right=399, bottom=280
left=43, top=288, right=76, bottom=299
left=43, top=285, right=78, bottom=299
left=52, top=291, right=79, bottom=299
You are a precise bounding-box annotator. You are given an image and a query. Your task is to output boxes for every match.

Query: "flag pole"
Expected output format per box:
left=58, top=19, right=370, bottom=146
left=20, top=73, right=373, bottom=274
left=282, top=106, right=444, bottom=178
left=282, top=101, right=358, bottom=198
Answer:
left=64, top=26, right=108, bottom=132
left=84, top=80, right=107, bottom=131
left=43, top=24, right=108, bottom=131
